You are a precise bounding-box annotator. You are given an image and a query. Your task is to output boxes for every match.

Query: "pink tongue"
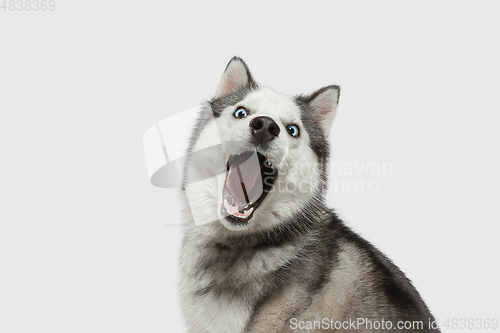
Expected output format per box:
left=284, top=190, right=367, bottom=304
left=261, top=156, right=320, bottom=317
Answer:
left=226, top=153, right=263, bottom=208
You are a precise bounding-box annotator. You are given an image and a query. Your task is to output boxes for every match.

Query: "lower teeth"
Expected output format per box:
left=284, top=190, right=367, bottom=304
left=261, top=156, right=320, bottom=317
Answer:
left=224, top=198, right=254, bottom=218
left=243, top=207, right=253, bottom=218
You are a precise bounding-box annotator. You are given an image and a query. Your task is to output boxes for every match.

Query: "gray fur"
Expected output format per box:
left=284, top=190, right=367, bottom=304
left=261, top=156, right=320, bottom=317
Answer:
left=179, top=57, right=439, bottom=333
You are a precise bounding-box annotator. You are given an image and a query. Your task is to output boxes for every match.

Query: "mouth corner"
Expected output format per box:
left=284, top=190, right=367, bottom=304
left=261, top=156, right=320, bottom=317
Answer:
left=220, top=151, right=277, bottom=225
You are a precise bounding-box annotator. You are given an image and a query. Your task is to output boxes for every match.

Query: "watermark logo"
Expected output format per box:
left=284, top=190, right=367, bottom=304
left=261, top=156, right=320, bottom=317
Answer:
left=330, top=160, right=393, bottom=193
left=143, top=106, right=394, bottom=226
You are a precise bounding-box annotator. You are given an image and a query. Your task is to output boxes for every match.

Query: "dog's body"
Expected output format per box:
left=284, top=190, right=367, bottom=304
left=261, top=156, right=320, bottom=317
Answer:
left=179, top=58, right=439, bottom=332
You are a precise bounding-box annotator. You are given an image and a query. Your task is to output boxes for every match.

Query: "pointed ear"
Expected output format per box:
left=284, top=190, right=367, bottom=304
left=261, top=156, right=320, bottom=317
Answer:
left=215, top=57, right=256, bottom=98
left=305, top=85, right=340, bottom=136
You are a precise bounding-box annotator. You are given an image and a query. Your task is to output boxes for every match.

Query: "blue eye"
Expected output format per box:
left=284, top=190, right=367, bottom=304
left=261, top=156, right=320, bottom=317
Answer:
left=286, top=124, right=299, bottom=137
left=234, top=107, right=248, bottom=119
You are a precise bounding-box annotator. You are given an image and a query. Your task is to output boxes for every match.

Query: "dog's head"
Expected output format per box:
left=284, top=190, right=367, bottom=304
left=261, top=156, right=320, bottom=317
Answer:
left=183, top=57, right=339, bottom=232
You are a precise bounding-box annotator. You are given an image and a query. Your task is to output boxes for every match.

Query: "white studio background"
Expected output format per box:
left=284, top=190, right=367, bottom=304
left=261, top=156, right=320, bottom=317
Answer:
left=1, top=1, right=499, bottom=332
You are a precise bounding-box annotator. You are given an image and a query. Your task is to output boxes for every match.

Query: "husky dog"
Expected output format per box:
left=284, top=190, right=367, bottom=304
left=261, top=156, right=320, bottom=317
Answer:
left=179, top=57, right=439, bottom=333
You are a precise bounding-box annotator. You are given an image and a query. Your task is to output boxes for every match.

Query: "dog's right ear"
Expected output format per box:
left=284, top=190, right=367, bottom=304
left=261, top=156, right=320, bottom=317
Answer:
left=215, top=57, right=256, bottom=98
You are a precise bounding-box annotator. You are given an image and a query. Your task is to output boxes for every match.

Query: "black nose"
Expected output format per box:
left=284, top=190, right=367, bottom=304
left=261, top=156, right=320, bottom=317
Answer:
left=249, top=116, right=280, bottom=144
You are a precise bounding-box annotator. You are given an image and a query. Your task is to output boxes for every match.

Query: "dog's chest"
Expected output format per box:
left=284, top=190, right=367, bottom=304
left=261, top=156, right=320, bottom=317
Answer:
left=180, top=241, right=299, bottom=333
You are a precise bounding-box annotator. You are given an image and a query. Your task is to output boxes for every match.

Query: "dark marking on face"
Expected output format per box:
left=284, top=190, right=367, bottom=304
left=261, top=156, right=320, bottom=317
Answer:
left=210, top=86, right=255, bottom=118
left=294, top=97, right=331, bottom=191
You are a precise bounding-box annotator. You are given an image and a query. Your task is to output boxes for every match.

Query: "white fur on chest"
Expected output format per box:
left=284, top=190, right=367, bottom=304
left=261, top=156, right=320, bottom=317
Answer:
left=178, top=230, right=251, bottom=333
left=180, top=289, right=250, bottom=333
left=179, top=213, right=301, bottom=333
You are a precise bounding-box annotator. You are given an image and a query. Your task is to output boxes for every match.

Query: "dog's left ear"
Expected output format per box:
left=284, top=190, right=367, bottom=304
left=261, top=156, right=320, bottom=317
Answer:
left=215, top=57, right=256, bottom=98
left=305, top=85, right=340, bottom=136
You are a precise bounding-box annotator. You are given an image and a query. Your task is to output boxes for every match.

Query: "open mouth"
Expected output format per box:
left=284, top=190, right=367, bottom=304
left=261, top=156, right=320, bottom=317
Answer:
left=221, top=151, right=277, bottom=224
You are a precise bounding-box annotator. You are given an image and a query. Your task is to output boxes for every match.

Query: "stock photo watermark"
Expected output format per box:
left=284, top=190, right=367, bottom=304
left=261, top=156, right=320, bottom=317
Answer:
left=143, top=106, right=395, bottom=226
left=258, top=159, right=393, bottom=194
left=289, top=317, right=499, bottom=331
left=329, top=160, right=393, bottom=193
left=1, top=0, right=55, bottom=11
